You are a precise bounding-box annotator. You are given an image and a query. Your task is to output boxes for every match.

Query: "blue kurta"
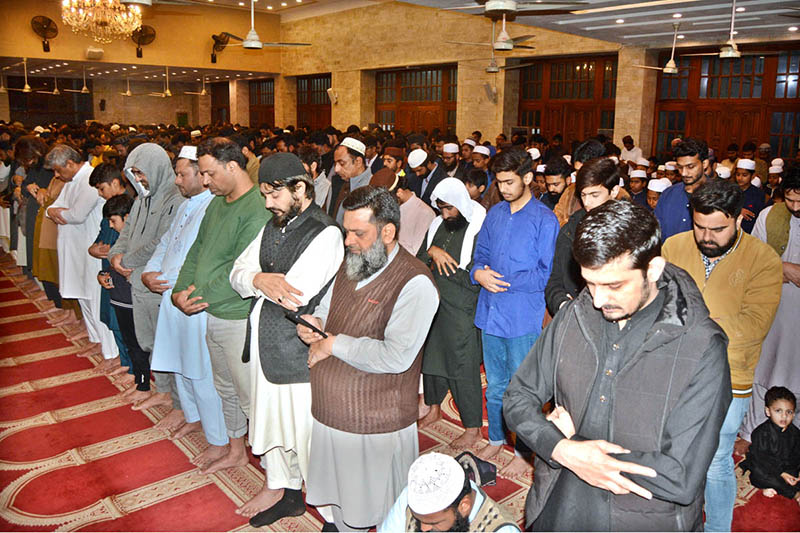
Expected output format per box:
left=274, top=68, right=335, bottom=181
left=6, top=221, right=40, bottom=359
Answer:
left=654, top=181, right=690, bottom=241
left=147, top=190, right=214, bottom=378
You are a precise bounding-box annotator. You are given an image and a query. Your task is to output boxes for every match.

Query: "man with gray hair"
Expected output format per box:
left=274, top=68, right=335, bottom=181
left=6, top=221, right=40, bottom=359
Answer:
left=45, top=144, right=118, bottom=363
left=108, top=143, right=184, bottom=409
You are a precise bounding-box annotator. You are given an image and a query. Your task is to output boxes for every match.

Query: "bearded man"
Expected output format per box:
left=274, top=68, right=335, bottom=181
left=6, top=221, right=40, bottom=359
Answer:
left=297, top=186, right=439, bottom=532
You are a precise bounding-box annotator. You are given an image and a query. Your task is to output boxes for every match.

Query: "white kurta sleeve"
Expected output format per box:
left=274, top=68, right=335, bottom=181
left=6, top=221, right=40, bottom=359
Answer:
left=144, top=222, right=173, bottom=273
left=751, top=205, right=771, bottom=244
left=279, top=226, right=344, bottom=307
left=230, top=227, right=265, bottom=299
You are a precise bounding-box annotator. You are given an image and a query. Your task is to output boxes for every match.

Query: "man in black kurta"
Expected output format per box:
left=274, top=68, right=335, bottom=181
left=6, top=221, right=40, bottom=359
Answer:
left=417, top=178, right=487, bottom=449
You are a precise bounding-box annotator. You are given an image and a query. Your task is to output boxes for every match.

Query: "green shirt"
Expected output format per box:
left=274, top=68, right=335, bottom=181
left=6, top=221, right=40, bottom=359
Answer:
left=174, top=185, right=270, bottom=319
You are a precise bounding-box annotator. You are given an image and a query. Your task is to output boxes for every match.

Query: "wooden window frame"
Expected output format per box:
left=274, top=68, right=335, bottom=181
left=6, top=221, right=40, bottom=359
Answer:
left=374, top=64, right=457, bottom=134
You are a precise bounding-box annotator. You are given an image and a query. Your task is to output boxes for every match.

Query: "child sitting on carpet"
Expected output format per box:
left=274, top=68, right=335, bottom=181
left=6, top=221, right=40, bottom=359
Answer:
left=739, top=386, right=800, bottom=505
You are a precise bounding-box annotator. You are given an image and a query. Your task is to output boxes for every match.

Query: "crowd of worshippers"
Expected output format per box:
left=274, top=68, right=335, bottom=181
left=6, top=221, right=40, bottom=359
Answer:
left=0, top=117, right=799, bottom=532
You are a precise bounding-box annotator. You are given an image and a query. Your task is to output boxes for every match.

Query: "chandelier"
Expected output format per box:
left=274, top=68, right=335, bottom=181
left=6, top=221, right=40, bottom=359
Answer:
left=61, top=0, right=142, bottom=44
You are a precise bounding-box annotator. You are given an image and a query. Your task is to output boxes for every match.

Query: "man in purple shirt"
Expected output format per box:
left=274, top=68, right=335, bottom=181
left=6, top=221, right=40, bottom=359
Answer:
left=471, top=148, right=559, bottom=477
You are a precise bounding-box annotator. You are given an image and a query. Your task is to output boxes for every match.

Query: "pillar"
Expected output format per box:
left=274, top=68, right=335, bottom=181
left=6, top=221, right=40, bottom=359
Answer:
left=228, top=79, right=250, bottom=127
left=274, top=75, right=296, bottom=128
left=613, top=46, right=659, bottom=158
left=330, top=69, right=375, bottom=131
left=0, top=91, right=9, bottom=123
left=456, top=59, right=507, bottom=141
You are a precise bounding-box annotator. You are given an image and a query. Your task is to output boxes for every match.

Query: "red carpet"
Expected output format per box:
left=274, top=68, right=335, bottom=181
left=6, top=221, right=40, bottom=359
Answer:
left=0, top=253, right=798, bottom=531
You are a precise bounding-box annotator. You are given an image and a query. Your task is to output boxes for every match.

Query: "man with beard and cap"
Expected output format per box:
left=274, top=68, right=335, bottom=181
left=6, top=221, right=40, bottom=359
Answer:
left=229, top=152, right=343, bottom=526
left=296, top=186, right=439, bottom=532
left=44, top=144, right=118, bottom=362
left=407, top=148, right=446, bottom=208
left=662, top=179, right=782, bottom=532
left=331, top=137, right=372, bottom=225
left=173, top=137, right=271, bottom=475
left=739, top=169, right=800, bottom=450
left=655, top=138, right=709, bottom=241
left=442, top=143, right=467, bottom=180
left=416, top=178, right=487, bottom=449
left=108, top=143, right=185, bottom=409
left=379, top=452, right=518, bottom=533
left=141, top=145, right=226, bottom=458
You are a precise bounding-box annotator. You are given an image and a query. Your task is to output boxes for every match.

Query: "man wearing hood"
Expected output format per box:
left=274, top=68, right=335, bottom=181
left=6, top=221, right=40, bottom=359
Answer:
left=416, top=178, right=486, bottom=450
left=109, top=143, right=184, bottom=410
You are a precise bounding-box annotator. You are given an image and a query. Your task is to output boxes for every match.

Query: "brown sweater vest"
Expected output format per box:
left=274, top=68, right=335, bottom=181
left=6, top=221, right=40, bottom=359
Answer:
left=310, top=245, right=434, bottom=434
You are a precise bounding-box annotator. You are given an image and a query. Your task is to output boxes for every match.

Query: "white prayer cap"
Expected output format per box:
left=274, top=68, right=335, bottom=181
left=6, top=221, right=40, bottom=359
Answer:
left=407, top=453, right=466, bottom=516
left=407, top=148, right=428, bottom=169
left=463, top=138, right=477, bottom=147
left=430, top=177, right=474, bottom=222
left=619, top=177, right=625, bottom=188
left=178, top=145, right=198, bottom=161
left=340, top=137, right=366, bottom=156
left=737, top=158, right=756, bottom=171
left=648, top=178, right=669, bottom=193
left=443, top=143, right=460, bottom=154
left=527, top=147, right=541, bottom=160
left=658, top=164, right=666, bottom=171
left=651, top=172, right=658, bottom=179
left=608, top=155, right=619, bottom=164
left=110, top=124, right=121, bottom=132
left=769, top=166, right=783, bottom=174
left=563, top=154, right=572, bottom=165
left=129, top=126, right=137, bottom=132
left=752, top=176, right=762, bottom=188
left=473, top=145, right=491, bottom=157
left=759, top=142, right=771, bottom=150
left=33, top=125, right=45, bottom=133
left=536, top=164, right=546, bottom=173
left=664, top=162, right=676, bottom=171
left=568, top=171, right=576, bottom=184
left=190, top=129, right=202, bottom=138
left=636, top=157, right=650, bottom=167
left=630, top=170, right=648, bottom=179
left=716, top=166, right=731, bottom=179
left=771, top=158, right=784, bottom=168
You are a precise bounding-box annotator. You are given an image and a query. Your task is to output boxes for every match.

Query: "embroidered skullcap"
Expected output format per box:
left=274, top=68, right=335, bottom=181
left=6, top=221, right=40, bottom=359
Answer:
left=737, top=159, right=756, bottom=171
left=407, top=148, right=428, bottom=169
left=527, top=147, right=541, bottom=160
left=178, top=145, right=198, bottom=161
left=771, top=158, right=784, bottom=168
left=716, top=166, right=731, bottom=179
left=630, top=170, right=648, bottom=179
left=340, top=137, right=366, bottom=156
left=407, top=453, right=466, bottom=515
left=619, top=178, right=625, bottom=187
left=569, top=171, right=576, bottom=184
left=752, top=176, right=762, bottom=188
left=443, top=143, right=460, bottom=154
left=33, top=125, right=45, bottom=133
left=636, top=157, right=650, bottom=167
left=648, top=178, right=669, bottom=193
left=463, top=138, right=477, bottom=147
left=259, top=152, right=307, bottom=185
left=769, top=166, right=783, bottom=175
left=473, top=145, right=490, bottom=157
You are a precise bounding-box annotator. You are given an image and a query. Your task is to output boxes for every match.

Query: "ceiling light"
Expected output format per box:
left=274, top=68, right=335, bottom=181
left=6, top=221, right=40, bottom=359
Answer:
left=113, top=69, right=118, bottom=72
left=736, top=7, right=745, bottom=12
left=248, top=72, right=253, bottom=75
left=296, top=0, right=302, bottom=3
left=732, top=30, right=738, bottom=35
left=281, top=2, right=287, bottom=5
left=267, top=5, right=273, bottom=8
left=215, top=76, right=219, bottom=79
left=615, top=19, right=624, bottom=24
left=790, top=26, right=799, bottom=32
left=62, top=0, right=143, bottom=44
left=182, top=71, right=186, bottom=74
left=672, top=13, right=681, bottom=18
left=239, top=1, right=244, bottom=4
left=131, top=66, right=137, bottom=69
left=63, top=62, right=68, bottom=65
left=677, top=34, right=685, bottom=39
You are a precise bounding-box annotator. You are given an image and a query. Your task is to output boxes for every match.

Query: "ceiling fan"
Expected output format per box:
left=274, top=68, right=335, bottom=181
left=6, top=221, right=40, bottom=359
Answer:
left=680, top=0, right=778, bottom=59
left=185, top=76, right=207, bottom=96
left=149, top=66, right=172, bottom=98
left=120, top=76, right=134, bottom=97
left=65, top=66, right=91, bottom=94
left=222, top=0, right=311, bottom=51
left=31, top=15, right=58, bottom=53
left=449, top=15, right=534, bottom=52
left=780, top=6, right=800, bottom=19
left=446, top=0, right=588, bottom=21
left=632, top=23, right=689, bottom=75
left=36, top=77, right=62, bottom=95
left=2, top=59, right=33, bottom=93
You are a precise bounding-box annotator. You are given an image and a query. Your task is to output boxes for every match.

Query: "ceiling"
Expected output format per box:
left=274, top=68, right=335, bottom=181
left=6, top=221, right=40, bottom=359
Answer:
left=403, top=0, right=800, bottom=47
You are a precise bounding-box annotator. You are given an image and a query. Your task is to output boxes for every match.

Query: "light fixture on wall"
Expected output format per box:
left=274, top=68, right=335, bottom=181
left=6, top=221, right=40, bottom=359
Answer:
left=326, top=87, right=338, bottom=104
left=483, top=82, right=497, bottom=104
left=61, top=0, right=142, bottom=44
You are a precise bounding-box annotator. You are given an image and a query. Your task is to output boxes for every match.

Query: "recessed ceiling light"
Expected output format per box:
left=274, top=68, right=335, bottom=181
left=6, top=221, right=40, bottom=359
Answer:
left=736, top=7, right=745, bottom=12
left=131, top=66, right=137, bottom=69
left=216, top=76, right=220, bottom=79
left=182, top=71, right=186, bottom=74
left=267, top=5, right=272, bottom=9
left=732, top=30, right=738, bottom=35
left=677, top=34, right=684, bottom=39
left=90, top=73, right=94, bottom=76
left=62, top=62, right=68, bottom=65
left=238, top=1, right=244, bottom=5
left=122, top=67, right=127, bottom=71
left=113, top=69, right=118, bottom=72
left=197, top=78, right=201, bottom=81
left=145, top=76, right=149, bottom=78
left=790, top=26, right=799, bottom=32
left=296, top=0, right=302, bottom=3
left=672, top=13, right=681, bottom=18
left=615, top=19, right=624, bottom=24
left=281, top=2, right=287, bottom=5
left=248, top=72, right=253, bottom=75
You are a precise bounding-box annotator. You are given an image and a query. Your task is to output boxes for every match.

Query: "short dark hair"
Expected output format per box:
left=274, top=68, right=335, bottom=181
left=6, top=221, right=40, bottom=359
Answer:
left=197, top=137, right=247, bottom=170
left=102, top=193, right=133, bottom=219
left=576, top=158, right=620, bottom=195
left=464, top=168, right=488, bottom=189
left=573, top=200, right=661, bottom=273
left=296, top=145, right=322, bottom=173
left=726, top=143, right=739, bottom=152
left=765, top=386, right=796, bottom=410
left=781, top=166, right=800, bottom=194
left=673, top=138, right=709, bottom=162
left=690, top=179, right=744, bottom=219
left=543, top=155, right=571, bottom=178
left=742, top=141, right=757, bottom=153
left=89, top=163, right=125, bottom=188
left=491, top=147, right=533, bottom=177
left=622, top=135, right=633, bottom=144
left=574, top=139, right=605, bottom=165
left=342, top=185, right=401, bottom=236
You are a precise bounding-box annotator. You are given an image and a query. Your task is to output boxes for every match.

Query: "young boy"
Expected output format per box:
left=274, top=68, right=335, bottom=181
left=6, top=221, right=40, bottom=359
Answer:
left=646, top=176, right=670, bottom=211
left=463, top=168, right=487, bottom=201
left=628, top=169, right=648, bottom=208
left=739, top=386, right=800, bottom=504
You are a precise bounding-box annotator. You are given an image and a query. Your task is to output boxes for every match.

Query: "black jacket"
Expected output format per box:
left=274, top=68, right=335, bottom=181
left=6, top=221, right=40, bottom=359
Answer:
left=505, top=263, right=732, bottom=531
left=544, top=209, right=585, bottom=315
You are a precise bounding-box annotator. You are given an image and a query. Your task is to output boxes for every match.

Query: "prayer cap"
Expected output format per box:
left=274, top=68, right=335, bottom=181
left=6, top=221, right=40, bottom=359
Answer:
left=664, top=162, right=676, bottom=171
left=259, top=152, right=307, bottom=185
left=473, top=145, right=490, bottom=157
left=737, top=159, right=756, bottom=171
left=536, top=164, right=546, bottom=173
left=463, top=138, right=477, bottom=147
left=619, top=178, right=625, bottom=188
left=564, top=154, right=573, bottom=164
left=636, top=157, right=650, bottom=167
left=408, top=148, right=428, bottom=169
left=657, top=164, right=666, bottom=171
left=110, top=124, right=121, bottom=132
left=527, top=147, right=541, bottom=160
left=759, top=143, right=771, bottom=150
left=340, top=137, right=366, bottom=156
left=443, top=143, right=460, bottom=154
left=178, top=145, right=198, bottom=161
left=752, top=176, right=762, bottom=188
left=384, top=146, right=405, bottom=160
left=771, top=158, right=784, bottom=168
left=190, top=129, right=202, bottom=138
left=129, top=126, right=137, bottom=132
left=648, top=178, right=669, bottom=193
left=33, top=125, right=45, bottom=133
left=630, top=170, right=648, bottom=179
left=769, top=166, right=783, bottom=174
left=407, top=453, right=466, bottom=516
left=569, top=171, right=576, bottom=184
left=716, top=166, right=731, bottom=179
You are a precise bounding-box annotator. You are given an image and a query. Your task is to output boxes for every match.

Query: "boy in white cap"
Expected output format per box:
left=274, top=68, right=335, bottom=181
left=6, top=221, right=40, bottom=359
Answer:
left=628, top=169, right=648, bottom=208
left=471, top=145, right=493, bottom=191
left=716, top=165, right=731, bottom=180
left=461, top=138, right=476, bottom=162
left=767, top=165, right=784, bottom=199
left=379, top=452, right=518, bottom=532
left=646, top=177, right=670, bottom=211
left=664, top=162, right=679, bottom=184
left=735, top=159, right=766, bottom=233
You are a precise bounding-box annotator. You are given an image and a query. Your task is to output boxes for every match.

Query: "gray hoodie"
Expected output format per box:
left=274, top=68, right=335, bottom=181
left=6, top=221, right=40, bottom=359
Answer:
left=109, top=143, right=184, bottom=296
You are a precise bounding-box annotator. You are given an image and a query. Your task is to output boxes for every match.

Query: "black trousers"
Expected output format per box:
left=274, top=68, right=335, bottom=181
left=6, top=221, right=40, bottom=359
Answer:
left=42, top=281, right=62, bottom=308
left=423, top=373, right=483, bottom=429
left=113, top=304, right=150, bottom=391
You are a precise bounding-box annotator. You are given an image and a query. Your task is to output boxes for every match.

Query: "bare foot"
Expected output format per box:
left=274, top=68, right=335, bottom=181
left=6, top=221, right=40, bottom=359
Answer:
left=114, top=373, right=135, bottom=387
left=418, top=394, right=431, bottom=420
left=763, top=488, right=777, bottom=498
left=154, top=408, right=186, bottom=433
left=66, top=329, right=89, bottom=342
left=191, top=444, right=229, bottom=469
left=236, top=486, right=284, bottom=518
left=120, top=383, right=140, bottom=397
left=499, top=455, right=533, bottom=479
left=733, top=437, right=751, bottom=457
left=200, top=445, right=249, bottom=475
left=476, top=443, right=502, bottom=461
left=109, top=364, right=131, bottom=376
left=76, top=343, right=101, bottom=358
left=94, top=357, right=121, bottom=373
left=132, top=392, right=172, bottom=411
left=450, top=428, right=482, bottom=450
left=170, top=420, right=202, bottom=440
left=127, top=389, right=152, bottom=405
left=418, top=404, right=442, bottom=429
